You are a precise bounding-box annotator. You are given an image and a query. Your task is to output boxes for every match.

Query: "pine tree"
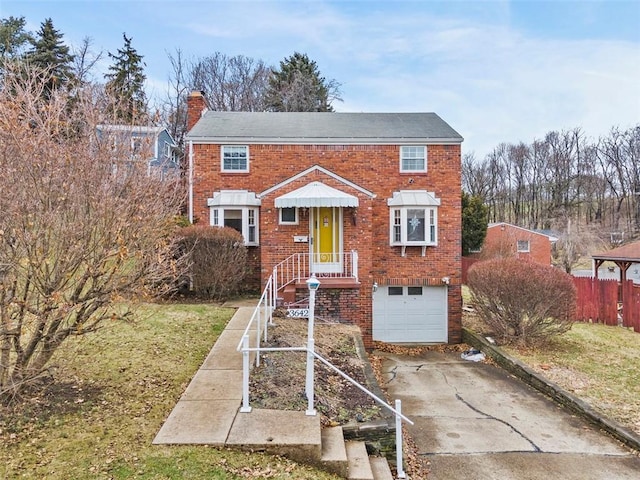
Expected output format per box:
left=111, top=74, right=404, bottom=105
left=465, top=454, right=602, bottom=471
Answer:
left=462, top=192, right=489, bottom=256
left=25, top=18, right=74, bottom=94
left=0, top=16, right=33, bottom=60
left=104, top=33, right=147, bottom=122
left=265, top=52, right=341, bottom=112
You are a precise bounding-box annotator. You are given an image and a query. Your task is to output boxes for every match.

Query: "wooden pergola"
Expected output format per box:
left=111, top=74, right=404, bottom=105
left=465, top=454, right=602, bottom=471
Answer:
left=592, top=240, right=640, bottom=304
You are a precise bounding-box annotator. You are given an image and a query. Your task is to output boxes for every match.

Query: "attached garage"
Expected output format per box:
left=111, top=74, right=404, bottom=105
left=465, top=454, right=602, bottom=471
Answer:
left=372, top=285, right=448, bottom=343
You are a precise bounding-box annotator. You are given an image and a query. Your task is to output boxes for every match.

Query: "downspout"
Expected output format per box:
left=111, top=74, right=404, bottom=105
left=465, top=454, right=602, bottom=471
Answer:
left=188, top=140, right=194, bottom=223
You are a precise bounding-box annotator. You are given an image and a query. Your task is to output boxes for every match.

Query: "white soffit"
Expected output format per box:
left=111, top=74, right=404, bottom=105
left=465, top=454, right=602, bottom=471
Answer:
left=207, top=190, right=261, bottom=207
left=387, top=190, right=441, bottom=206
left=275, top=182, right=359, bottom=208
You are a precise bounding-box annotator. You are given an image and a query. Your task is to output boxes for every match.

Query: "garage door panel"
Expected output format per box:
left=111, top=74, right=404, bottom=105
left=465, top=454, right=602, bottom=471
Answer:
left=373, top=285, right=447, bottom=343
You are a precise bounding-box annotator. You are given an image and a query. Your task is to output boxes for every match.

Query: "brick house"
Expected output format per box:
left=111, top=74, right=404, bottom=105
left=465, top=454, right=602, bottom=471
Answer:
left=470, top=222, right=557, bottom=265
left=185, top=91, right=464, bottom=347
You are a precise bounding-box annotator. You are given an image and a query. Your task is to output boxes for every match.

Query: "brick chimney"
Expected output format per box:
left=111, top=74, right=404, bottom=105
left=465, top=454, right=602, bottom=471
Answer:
left=186, top=90, right=210, bottom=132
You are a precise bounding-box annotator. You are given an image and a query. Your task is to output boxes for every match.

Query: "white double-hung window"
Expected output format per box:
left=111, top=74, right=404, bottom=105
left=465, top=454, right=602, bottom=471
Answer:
left=208, top=190, right=260, bottom=246
left=400, top=146, right=427, bottom=172
left=388, top=190, right=440, bottom=255
left=221, top=145, right=249, bottom=172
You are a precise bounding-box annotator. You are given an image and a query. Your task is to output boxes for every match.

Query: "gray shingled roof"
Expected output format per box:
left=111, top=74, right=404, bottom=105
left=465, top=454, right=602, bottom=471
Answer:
left=186, top=112, right=463, bottom=144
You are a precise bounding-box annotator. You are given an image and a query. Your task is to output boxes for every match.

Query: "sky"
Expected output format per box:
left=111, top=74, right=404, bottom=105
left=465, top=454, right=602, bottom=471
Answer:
left=2, top=0, right=639, bottom=158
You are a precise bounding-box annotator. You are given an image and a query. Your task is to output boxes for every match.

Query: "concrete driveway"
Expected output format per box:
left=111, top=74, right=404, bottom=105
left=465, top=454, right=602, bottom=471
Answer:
left=380, top=351, right=640, bottom=480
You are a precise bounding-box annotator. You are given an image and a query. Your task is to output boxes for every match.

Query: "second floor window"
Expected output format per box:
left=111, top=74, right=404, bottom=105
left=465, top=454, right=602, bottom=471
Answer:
left=222, top=145, right=249, bottom=172
left=400, top=146, right=427, bottom=172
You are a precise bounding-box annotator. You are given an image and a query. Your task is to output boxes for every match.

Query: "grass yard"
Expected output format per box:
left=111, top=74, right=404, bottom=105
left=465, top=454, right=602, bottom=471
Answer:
left=0, top=302, right=340, bottom=480
left=503, top=323, right=640, bottom=436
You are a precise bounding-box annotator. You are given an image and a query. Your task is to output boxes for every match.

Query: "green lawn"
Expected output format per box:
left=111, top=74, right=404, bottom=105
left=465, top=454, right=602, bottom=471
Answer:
left=503, top=322, right=640, bottom=435
left=0, top=302, right=340, bottom=480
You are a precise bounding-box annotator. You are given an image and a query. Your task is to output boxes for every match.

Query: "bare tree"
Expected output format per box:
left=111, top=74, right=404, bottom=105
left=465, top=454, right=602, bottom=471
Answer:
left=162, top=48, right=190, bottom=149
left=190, top=52, right=270, bottom=111
left=0, top=64, right=186, bottom=401
left=71, top=36, right=103, bottom=86
left=552, top=218, right=606, bottom=273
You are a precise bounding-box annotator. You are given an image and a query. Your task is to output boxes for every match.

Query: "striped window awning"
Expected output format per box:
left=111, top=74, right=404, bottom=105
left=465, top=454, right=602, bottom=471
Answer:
left=275, top=182, right=359, bottom=208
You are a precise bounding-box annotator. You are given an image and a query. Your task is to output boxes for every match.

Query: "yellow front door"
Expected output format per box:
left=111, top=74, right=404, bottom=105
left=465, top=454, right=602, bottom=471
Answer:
left=311, top=207, right=342, bottom=273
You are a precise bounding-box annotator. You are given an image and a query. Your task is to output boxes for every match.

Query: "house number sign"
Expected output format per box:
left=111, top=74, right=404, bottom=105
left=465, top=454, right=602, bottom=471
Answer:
left=287, top=308, right=310, bottom=318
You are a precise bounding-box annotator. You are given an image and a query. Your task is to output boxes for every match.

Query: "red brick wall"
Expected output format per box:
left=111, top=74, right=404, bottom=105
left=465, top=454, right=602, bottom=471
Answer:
left=481, top=224, right=552, bottom=265
left=190, top=141, right=462, bottom=346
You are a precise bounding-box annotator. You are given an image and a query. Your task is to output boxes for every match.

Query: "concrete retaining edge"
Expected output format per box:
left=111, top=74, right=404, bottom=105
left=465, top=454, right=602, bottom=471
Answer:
left=462, top=327, right=640, bottom=453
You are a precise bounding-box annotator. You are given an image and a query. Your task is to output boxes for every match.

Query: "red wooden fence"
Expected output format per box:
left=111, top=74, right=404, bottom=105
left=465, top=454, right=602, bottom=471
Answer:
left=622, top=281, right=640, bottom=332
left=462, top=257, right=479, bottom=285
left=573, top=276, right=640, bottom=333
left=463, top=258, right=640, bottom=333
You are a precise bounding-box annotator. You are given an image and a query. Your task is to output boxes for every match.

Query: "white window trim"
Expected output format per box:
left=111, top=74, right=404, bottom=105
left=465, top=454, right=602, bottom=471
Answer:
left=400, top=145, right=427, bottom=173
left=210, top=206, right=259, bottom=246
left=389, top=206, right=438, bottom=254
left=279, top=207, right=298, bottom=225
left=517, top=239, right=530, bottom=253
left=221, top=145, right=249, bottom=173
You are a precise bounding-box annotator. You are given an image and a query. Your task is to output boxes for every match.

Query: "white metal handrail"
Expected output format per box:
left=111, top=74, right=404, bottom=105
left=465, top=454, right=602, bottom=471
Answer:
left=238, top=330, right=413, bottom=479
left=235, top=275, right=276, bottom=368
left=272, top=251, right=359, bottom=294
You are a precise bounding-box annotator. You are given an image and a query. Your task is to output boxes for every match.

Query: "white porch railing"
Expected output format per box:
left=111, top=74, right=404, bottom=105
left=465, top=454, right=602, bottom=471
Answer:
left=273, top=250, right=359, bottom=293
left=236, top=274, right=413, bottom=479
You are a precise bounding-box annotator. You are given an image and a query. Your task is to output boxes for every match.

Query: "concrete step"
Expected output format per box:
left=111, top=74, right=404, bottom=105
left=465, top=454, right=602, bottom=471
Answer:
left=321, top=426, right=348, bottom=478
left=226, top=409, right=322, bottom=465
left=346, top=441, right=374, bottom=480
left=369, top=456, right=394, bottom=480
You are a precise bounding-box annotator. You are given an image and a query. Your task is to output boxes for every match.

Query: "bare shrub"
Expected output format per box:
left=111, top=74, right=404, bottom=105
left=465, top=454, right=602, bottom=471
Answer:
left=177, top=225, right=247, bottom=301
left=0, top=64, right=186, bottom=401
left=467, top=258, right=577, bottom=346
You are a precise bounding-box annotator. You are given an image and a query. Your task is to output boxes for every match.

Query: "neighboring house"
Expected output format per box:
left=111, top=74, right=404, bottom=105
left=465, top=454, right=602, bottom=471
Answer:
left=185, top=91, right=464, bottom=348
left=469, top=222, right=557, bottom=265
left=96, top=124, right=180, bottom=179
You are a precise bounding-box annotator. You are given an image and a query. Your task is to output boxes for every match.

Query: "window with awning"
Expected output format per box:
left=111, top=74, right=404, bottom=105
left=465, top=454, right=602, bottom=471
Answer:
left=388, top=190, right=441, bottom=254
left=207, top=190, right=260, bottom=245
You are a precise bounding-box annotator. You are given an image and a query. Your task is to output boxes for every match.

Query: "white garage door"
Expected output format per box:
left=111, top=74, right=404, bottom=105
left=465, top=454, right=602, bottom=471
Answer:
left=373, top=285, right=448, bottom=343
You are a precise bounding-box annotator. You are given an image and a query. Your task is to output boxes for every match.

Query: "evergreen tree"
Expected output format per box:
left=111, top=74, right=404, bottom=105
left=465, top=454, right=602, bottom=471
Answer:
left=0, top=16, right=33, bottom=60
left=462, top=191, right=489, bottom=256
left=104, top=33, right=147, bottom=122
left=24, top=18, right=74, bottom=93
left=265, top=52, right=341, bottom=112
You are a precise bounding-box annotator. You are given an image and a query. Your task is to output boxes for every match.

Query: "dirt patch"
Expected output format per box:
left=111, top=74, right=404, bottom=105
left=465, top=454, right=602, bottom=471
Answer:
left=249, top=314, right=382, bottom=426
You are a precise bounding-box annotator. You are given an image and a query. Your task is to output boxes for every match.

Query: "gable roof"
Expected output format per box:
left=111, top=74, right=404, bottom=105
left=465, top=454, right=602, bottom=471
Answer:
left=259, top=165, right=375, bottom=199
left=488, top=222, right=558, bottom=241
left=185, top=112, right=463, bottom=145
left=592, top=240, right=640, bottom=262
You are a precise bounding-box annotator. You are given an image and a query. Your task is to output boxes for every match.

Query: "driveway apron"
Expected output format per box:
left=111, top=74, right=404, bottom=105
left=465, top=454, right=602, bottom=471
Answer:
left=380, top=351, right=640, bottom=480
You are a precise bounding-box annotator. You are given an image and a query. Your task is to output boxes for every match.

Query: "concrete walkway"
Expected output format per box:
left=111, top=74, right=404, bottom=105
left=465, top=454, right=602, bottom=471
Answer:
left=152, top=306, right=252, bottom=445
left=153, top=305, right=320, bottom=458
left=380, top=350, right=640, bottom=480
